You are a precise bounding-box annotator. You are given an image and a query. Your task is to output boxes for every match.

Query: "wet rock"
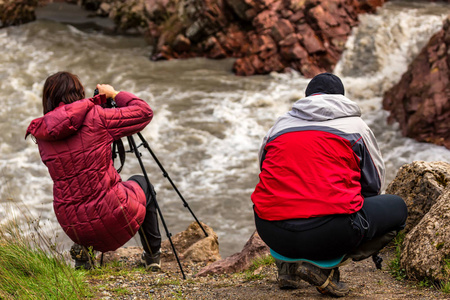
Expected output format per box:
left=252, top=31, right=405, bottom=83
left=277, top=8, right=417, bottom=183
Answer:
left=385, top=161, right=450, bottom=233
left=107, top=0, right=148, bottom=33
left=297, top=23, right=326, bottom=54
left=280, top=42, right=307, bottom=60
left=253, top=10, right=278, bottom=34
left=218, top=24, right=246, bottom=55
left=205, top=36, right=227, bottom=58
left=98, top=2, right=112, bottom=16
left=233, top=57, right=256, bottom=76
left=100, top=221, right=220, bottom=266
left=386, top=160, right=450, bottom=283
left=144, top=0, right=172, bottom=21
left=0, top=0, right=40, bottom=28
left=383, top=16, right=450, bottom=149
left=161, top=221, right=221, bottom=264
left=401, top=187, right=450, bottom=282
left=195, top=230, right=270, bottom=276
left=5, top=0, right=387, bottom=77
left=81, top=0, right=102, bottom=11
left=225, top=0, right=252, bottom=21
left=140, top=0, right=386, bottom=76
left=271, top=18, right=295, bottom=43
left=173, top=34, right=192, bottom=53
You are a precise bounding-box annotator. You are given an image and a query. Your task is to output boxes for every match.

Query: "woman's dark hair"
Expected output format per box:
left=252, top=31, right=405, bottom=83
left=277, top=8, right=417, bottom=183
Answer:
left=42, top=71, right=85, bottom=114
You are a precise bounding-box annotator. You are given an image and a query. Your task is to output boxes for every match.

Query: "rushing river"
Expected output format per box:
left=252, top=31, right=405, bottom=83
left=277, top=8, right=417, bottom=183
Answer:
left=0, top=1, right=449, bottom=257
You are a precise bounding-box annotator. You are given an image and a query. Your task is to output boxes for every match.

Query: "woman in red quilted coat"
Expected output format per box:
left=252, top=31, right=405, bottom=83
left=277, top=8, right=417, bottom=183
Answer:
left=26, top=71, right=161, bottom=270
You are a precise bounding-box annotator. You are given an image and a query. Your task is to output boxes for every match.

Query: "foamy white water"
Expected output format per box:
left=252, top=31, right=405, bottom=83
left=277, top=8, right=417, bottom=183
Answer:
left=0, top=1, right=449, bottom=257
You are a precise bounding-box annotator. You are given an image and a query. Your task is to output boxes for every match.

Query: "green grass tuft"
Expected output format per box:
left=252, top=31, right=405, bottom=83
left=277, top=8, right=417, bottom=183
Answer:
left=248, top=254, right=275, bottom=271
left=441, top=258, right=450, bottom=293
left=388, top=231, right=407, bottom=281
left=0, top=216, right=92, bottom=299
left=243, top=254, right=275, bottom=281
left=440, top=281, right=450, bottom=294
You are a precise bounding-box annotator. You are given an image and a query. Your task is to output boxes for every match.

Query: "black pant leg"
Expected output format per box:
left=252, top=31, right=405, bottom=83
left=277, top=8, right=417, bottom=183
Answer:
left=359, top=194, right=408, bottom=240
left=128, top=175, right=162, bottom=254
left=347, top=194, right=408, bottom=261
left=254, top=211, right=362, bottom=260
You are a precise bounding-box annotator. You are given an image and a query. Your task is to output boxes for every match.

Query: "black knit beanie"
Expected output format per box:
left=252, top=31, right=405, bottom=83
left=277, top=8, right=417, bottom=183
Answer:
left=305, top=73, right=345, bottom=97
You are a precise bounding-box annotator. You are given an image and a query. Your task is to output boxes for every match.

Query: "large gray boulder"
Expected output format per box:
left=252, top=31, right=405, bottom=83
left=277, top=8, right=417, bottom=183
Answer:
left=385, top=161, right=450, bottom=233
left=386, top=160, right=450, bottom=283
left=400, top=187, right=450, bottom=282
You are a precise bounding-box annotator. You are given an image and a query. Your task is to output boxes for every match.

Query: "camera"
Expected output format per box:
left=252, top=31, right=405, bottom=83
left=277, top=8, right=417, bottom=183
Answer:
left=93, top=88, right=117, bottom=108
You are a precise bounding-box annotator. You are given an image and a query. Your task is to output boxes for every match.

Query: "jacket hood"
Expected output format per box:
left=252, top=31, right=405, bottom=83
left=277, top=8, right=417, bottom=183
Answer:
left=26, top=95, right=106, bottom=141
left=289, top=94, right=361, bottom=121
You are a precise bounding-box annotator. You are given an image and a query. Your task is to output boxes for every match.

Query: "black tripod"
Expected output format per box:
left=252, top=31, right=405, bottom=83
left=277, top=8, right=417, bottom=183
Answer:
left=121, top=132, right=208, bottom=279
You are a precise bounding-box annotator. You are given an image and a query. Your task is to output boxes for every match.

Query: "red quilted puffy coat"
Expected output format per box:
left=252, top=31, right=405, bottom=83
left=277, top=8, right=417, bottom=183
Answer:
left=26, top=91, right=153, bottom=252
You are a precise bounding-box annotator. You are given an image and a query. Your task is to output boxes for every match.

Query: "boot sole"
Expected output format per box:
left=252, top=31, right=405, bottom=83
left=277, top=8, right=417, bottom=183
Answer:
left=278, top=275, right=301, bottom=289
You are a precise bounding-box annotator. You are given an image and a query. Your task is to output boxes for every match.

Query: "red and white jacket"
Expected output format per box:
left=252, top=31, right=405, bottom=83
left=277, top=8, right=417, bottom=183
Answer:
left=251, top=94, right=385, bottom=221
left=26, top=92, right=152, bottom=252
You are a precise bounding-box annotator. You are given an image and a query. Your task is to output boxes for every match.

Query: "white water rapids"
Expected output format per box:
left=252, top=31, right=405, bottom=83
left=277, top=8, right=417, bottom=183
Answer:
left=0, top=1, right=449, bottom=257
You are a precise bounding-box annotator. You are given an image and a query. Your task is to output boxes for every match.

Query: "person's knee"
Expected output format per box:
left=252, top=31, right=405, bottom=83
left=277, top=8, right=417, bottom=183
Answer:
left=389, top=194, right=408, bottom=225
left=128, top=174, right=144, bottom=183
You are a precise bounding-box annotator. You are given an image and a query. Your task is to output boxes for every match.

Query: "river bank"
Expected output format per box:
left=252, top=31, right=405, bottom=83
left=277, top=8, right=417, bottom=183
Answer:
left=2, top=159, right=449, bottom=299
left=85, top=246, right=449, bottom=299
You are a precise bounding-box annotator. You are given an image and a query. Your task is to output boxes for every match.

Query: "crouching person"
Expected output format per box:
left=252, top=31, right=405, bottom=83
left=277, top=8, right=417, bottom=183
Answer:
left=26, top=71, right=161, bottom=271
left=251, top=73, right=407, bottom=297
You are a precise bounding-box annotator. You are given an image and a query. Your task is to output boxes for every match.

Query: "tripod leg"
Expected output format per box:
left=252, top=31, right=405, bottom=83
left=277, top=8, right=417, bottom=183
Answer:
left=127, top=136, right=186, bottom=279
left=136, top=132, right=208, bottom=237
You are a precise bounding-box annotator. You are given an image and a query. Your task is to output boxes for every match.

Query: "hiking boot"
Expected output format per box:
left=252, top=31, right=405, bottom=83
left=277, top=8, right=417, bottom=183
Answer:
left=141, top=250, right=161, bottom=271
left=297, top=263, right=349, bottom=297
left=69, top=243, right=94, bottom=270
left=316, top=268, right=349, bottom=297
left=275, top=259, right=302, bottom=289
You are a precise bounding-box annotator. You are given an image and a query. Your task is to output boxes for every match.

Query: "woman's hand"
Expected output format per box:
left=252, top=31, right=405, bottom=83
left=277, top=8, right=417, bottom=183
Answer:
left=96, top=84, right=119, bottom=99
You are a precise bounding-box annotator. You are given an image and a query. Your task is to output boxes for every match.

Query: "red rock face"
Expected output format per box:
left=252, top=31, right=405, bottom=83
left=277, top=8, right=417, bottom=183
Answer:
left=0, top=0, right=383, bottom=77
left=144, top=0, right=385, bottom=77
left=383, top=17, right=450, bottom=150
left=0, top=0, right=41, bottom=27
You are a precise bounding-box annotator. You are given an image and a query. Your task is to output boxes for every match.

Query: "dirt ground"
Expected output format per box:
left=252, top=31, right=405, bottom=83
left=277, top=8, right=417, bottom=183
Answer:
left=88, top=246, right=450, bottom=299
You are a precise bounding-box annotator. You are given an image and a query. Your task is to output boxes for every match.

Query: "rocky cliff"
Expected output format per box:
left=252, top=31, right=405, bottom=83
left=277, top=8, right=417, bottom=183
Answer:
left=0, top=0, right=39, bottom=27
left=94, top=0, right=385, bottom=77
left=383, top=16, right=450, bottom=150
left=0, top=0, right=385, bottom=77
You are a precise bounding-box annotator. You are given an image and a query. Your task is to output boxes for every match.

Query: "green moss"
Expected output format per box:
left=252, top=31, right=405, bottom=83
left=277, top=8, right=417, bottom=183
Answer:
left=436, top=242, right=445, bottom=250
